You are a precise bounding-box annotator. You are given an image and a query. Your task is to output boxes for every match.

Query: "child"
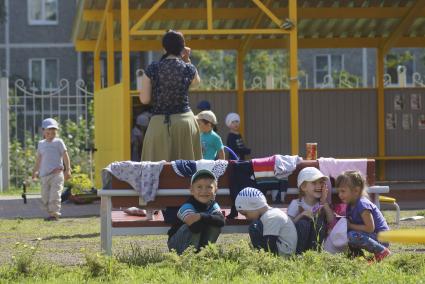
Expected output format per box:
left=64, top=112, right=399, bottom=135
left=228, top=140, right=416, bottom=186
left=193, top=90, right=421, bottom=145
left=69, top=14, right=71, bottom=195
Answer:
left=32, top=118, right=71, bottom=221
left=196, top=110, right=225, bottom=160
left=235, top=187, right=297, bottom=256
left=131, top=111, right=151, bottom=161
left=225, top=112, right=251, bottom=160
left=336, top=171, right=391, bottom=261
left=287, top=167, right=335, bottom=254
left=167, top=169, right=225, bottom=254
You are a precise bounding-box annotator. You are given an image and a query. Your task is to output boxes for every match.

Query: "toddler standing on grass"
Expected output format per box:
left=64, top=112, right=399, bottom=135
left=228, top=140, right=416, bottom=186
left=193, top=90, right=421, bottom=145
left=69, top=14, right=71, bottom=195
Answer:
left=336, top=171, right=391, bottom=262
left=32, top=118, right=71, bottom=221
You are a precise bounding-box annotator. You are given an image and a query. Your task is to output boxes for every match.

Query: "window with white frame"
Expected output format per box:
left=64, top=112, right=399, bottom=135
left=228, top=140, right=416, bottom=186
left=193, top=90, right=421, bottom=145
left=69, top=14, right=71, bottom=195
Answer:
left=28, top=0, right=58, bottom=25
left=385, top=52, right=414, bottom=86
left=314, top=54, right=344, bottom=87
left=29, top=58, right=59, bottom=90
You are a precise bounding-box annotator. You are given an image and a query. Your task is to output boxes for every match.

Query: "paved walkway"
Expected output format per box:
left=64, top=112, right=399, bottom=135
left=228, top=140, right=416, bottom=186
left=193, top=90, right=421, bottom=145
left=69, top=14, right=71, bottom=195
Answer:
left=0, top=195, right=100, bottom=219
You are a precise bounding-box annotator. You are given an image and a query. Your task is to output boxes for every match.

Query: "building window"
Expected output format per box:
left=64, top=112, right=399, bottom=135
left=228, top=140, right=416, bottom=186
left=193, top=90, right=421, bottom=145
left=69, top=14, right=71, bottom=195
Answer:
left=386, top=52, right=414, bottom=86
left=29, top=58, right=59, bottom=90
left=28, top=0, right=58, bottom=25
left=314, top=54, right=344, bottom=87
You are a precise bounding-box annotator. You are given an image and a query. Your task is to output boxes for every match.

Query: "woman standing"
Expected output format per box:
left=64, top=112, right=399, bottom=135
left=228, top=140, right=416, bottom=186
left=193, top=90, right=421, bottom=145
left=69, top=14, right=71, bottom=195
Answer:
left=139, top=30, right=202, bottom=161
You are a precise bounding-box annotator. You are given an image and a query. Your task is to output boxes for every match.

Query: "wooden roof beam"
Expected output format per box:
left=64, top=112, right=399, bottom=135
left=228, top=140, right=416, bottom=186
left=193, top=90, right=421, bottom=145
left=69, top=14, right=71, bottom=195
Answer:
left=82, top=7, right=425, bottom=22
left=94, top=0, right=112, bottom=56
left=381, top=0, right=425, bottom=54
left=129, top=0, right=166, bottom=35
left=75, top=37, right=425, bottom=52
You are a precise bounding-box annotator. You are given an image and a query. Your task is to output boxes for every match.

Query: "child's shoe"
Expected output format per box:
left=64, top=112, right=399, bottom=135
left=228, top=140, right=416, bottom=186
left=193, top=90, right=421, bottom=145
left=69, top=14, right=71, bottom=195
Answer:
left=374, top=248, right=391, bottom=262
left=44, top=215, right=58, bottom=221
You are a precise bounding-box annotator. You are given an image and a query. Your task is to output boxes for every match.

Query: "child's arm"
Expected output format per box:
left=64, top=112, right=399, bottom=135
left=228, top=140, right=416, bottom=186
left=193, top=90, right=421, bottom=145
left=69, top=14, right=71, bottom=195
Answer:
left=63, top=151, right=72, bottom=180
left=320, top=186, right=335, bottom=224
left=292, top=210, right=314, bottom=223
left=199, top=211, right=225, bottom=227
left=217, top=148, right=225, bottom=160
left=32, top=153, right=42, bottom=179
left=348, top=210, right=375, bottom=233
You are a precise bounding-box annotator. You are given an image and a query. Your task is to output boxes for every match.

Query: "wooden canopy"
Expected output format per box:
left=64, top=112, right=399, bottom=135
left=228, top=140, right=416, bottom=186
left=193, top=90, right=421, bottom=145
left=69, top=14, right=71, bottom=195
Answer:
left=72, top=0, right=425, bottom=184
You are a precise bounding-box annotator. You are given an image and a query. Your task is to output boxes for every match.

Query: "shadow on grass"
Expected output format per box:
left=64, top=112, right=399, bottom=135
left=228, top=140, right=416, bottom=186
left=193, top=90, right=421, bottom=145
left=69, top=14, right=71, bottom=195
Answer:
left=38, top=232, right=100, bottom=241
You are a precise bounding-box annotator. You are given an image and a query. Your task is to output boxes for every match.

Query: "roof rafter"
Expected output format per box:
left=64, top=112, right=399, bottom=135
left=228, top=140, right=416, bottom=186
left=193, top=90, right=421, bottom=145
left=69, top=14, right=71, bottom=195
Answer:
left=129, top=0, right=166, bottom=36
left=381, top=0, right=425, bottom=54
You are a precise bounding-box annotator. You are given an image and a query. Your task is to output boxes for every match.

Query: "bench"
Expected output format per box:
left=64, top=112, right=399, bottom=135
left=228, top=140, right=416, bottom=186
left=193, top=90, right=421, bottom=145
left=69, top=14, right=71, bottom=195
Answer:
left=99, top=159, right=388, bottom=255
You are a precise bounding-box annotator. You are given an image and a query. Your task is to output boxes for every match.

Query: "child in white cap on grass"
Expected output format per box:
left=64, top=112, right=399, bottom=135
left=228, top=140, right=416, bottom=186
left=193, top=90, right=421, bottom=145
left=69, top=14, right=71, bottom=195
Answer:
left=225, top=112, right=251, bottom=160
left=235, top=187, right=297, bottom=256
left=32, top=118, right=72, bottom=221
left=287, top=167, right=335, bottom=254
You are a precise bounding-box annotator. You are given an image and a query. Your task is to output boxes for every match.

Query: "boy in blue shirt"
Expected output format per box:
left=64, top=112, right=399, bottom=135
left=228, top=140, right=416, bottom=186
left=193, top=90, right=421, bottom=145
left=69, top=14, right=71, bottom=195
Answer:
left=168, top=169, right=225, bottom=254
left=196, top=110, right=225, bottom=160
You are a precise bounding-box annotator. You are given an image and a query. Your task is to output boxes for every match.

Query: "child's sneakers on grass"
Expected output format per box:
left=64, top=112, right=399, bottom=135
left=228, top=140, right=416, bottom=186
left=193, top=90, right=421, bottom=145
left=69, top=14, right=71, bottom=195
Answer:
left=374, top=247, right=391, bottom=262
left=44, top=216, right=58, bottom=221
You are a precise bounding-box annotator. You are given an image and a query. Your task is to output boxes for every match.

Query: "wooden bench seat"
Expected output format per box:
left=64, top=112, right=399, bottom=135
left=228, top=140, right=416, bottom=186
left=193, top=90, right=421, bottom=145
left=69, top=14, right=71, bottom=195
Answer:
left=100, top=159, right=388, bottom=254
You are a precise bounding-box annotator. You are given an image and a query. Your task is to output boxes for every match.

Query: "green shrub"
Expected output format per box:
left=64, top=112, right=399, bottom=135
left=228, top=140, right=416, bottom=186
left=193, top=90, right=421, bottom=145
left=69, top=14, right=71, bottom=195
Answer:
left=64, top=165, right=93, bottom=195
left=116, top=243, right=166, bottom=267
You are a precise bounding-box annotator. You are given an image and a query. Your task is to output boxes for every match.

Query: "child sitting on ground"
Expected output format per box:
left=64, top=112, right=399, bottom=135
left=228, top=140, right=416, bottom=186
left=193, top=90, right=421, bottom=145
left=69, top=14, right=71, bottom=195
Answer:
left=336, top=170, right=391, bottom=261
left=235, top=187, right=297, bottom=256
left=168, top=169, right=225, bottom=254
left=196, top=110, right=225, bottom=160
left=287, top=167, right=335, bottom=254
left=225, top=112, right=251, bottom=160
left=32, top=118, right=72, bottom=221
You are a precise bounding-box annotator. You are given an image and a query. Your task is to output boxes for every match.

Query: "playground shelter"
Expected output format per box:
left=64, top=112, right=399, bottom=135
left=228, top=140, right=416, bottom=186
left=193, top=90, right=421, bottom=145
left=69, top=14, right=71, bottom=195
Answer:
left=72, top=0, right=425, bottom=187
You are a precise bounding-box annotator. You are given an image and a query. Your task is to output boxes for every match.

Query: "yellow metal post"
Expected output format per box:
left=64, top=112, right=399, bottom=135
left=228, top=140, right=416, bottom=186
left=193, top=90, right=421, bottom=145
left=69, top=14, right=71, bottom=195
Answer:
left=93, top=51, right=101, bottom=91
left=376, top=47, right=386, bottom=180
left=121, top=0, right=131, bottom=160
left=207, top=0, right=213, bottom=30
left=289, top=0, right=299, bottom=155
left=106, top=10, right=115, bottom=87
left=236, top=50, right=245, bottom=138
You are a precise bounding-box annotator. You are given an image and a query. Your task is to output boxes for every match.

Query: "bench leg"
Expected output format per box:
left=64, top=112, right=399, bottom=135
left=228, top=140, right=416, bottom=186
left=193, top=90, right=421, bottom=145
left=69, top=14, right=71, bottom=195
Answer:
left=394, top=202, right=400, bottom=225
left=100, top=196, right=112, bottom=255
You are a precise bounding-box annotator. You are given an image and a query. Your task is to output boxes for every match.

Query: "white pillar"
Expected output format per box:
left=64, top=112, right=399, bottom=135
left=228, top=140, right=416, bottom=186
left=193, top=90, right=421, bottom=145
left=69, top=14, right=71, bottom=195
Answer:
left=0, top=77, right=10, bottom=192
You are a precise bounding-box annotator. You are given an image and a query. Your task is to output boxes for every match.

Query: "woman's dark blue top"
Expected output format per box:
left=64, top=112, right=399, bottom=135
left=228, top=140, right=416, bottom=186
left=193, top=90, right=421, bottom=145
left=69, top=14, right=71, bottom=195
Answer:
left=145, top=58, right=197, bottom=115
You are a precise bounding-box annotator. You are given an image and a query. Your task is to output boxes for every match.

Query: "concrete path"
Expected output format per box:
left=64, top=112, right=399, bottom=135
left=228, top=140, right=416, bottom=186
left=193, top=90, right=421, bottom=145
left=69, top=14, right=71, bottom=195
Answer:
left=0, top=195, right=100, bottom=219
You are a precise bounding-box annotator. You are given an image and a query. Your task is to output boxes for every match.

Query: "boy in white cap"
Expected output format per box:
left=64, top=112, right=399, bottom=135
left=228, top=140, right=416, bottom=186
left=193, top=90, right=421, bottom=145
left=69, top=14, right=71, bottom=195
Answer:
left=225, top=112, right=250, bottom=160
left=167, top=169, right=225, bottom=254
left=235, top=187, right=297, bottom=256
left=287, top=167, right=335, bottom=254
left=32, top=118, right=71, bottom=221
left=196, top=110, right=225, bottom=160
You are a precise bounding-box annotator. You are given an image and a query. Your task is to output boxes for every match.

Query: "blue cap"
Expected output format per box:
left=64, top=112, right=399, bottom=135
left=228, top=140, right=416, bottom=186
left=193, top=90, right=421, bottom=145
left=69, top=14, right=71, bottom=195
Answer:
left=42, top=118, right=59, bottom=129
left=197, top=100, right=211, bottom=111
left=190, top=169, right=217, bottom=185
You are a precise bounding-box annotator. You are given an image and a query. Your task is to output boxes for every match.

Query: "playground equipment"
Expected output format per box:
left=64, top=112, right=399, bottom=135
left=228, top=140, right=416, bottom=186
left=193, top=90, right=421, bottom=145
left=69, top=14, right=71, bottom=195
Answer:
left=378, top=229, right=425, bottom=244
left=379, top=195, right=400, bottom=225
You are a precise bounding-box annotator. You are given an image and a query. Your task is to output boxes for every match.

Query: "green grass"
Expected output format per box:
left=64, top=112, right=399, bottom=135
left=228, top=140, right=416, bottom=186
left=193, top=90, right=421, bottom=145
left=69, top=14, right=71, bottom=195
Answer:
left=0, top=211, right=424, bottom=283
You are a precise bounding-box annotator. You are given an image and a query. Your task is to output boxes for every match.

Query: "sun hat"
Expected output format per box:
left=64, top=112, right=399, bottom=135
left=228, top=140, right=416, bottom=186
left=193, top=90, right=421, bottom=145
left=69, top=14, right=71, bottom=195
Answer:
left=196, top=110, right=217, bottom=125
left=225, top=112, right=240, bottom=127
left=297, top=167, right=328, bottom=188
left=190, top=169, right=217, bottom=185
left=235, top=187, right=268, bottom=211
left=41, top=118, right=59, bottom=129
left=197, top=100, right=211, bottom=111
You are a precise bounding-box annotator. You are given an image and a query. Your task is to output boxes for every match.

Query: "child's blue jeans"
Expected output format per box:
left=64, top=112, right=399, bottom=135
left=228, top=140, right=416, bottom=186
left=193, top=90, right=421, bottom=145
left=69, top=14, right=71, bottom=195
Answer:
left=347, top=231, right=388, bottom=254
left=167, top=224, right=221, bottom=254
